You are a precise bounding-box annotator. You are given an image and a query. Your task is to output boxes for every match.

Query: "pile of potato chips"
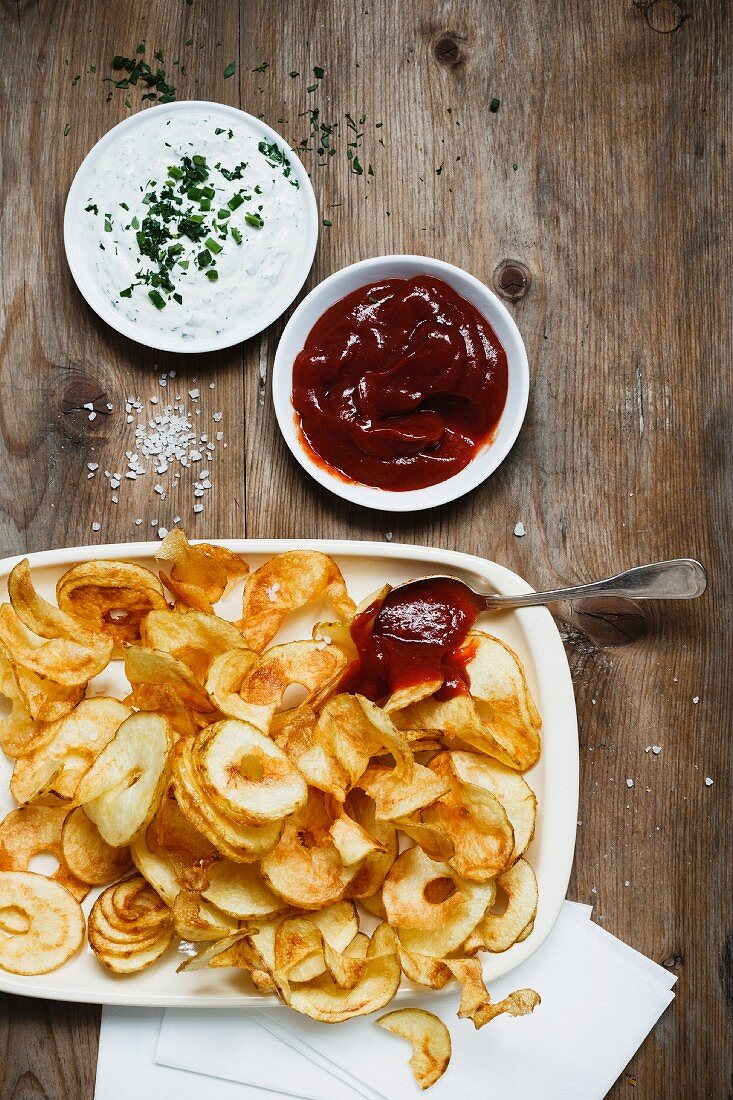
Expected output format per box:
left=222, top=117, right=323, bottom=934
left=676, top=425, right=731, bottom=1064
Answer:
left=0, top=533, right=542, bottom=1089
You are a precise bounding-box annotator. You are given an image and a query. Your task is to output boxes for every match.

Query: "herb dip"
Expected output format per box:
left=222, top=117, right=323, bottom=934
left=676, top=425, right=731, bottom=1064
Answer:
left=67, top=103, right=317, bottom=350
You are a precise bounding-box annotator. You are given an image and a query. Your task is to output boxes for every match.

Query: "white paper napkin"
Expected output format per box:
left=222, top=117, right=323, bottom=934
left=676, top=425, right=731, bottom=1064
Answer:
left=144, top=901, right=675, bottom=1100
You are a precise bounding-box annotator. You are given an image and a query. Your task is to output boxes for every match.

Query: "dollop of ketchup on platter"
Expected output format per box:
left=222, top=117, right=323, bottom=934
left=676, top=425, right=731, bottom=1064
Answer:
left=291, top=275, right=508, bottom=491
left=340, top=577, right=482, bottom=702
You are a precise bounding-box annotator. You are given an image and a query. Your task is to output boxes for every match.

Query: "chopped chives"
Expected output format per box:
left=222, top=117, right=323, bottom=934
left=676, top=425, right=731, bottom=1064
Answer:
left=206, top=269, right=219, bottom=281
left=148, top=289, right=166, bottom=309
left=202, top=185, right=216, bottom=199
left=205, top=237, right=223, bottom=253
left=231, top=226, right=242, bottom=244
left=244, top=212, right=264, bottom=228
left=227, top=193, right=244, bottom=211
left=168, top=165, right=183, bottom=179
left=199, top=198, right=212, bottom=211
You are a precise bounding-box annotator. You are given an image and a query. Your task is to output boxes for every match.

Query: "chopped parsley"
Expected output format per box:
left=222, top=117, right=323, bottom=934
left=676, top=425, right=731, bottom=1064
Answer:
left=106, top=52, right=176, bottom=104
left=257, top=140, right=299, bottom=187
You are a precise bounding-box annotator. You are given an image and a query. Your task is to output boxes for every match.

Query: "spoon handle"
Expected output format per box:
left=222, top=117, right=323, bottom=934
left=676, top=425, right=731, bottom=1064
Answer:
left=481, top=558, right=707, bottom=610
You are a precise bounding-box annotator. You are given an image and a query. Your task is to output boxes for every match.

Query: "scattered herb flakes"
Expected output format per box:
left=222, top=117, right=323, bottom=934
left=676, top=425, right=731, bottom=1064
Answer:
left=223, top=61, right=236, bottom=79
left=490, top=97, right=500, bottom=112
left=351, top=154, right=364, bottom=175
left=306, top=83, right=317, bottom=93
left=435, top=163, right=443, bottom=175
left=512, top=162, right=519, bottom=171
left=252, top=60, right=269, bottom=72
left=257, top=140, right=299, bottom=187
left=72, top=74, right=81, bottom=86
left=313, top=65, right=325, bottom=79
left=136, top=42, right=145, bottom=54
left=322, top=218, right=332, bottom=227
left=289, top=69, right=299, bottom=77
left=85, top=203, right=99, bottom=215
left=63, top=122, right=70, bottom=136
left=106, top=51, right=177, bottom=104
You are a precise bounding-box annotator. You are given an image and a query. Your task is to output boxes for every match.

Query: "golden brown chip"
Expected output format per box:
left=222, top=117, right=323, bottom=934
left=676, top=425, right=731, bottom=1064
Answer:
left=2, top=559, right=113, bottom=685
left=76, top=712, right=173, bottom=847
left=9, top=661, right=84, bottom=723
left=56, top=561, right=168, bottom=648
left=357, top=761, right=448, bottom=821
left=0, top=603, right=111, bottom=688
left=61, top=807, right=132, bottom=886
left=260, top=790, right=359, bottom=908
left=384, top=846, right=494, bottom=957
left=171, top=890, right=238, bottom=941
left=141, top=609, right=249, bottom=682
left=477, top=858, right=538, bottom=952
left=123, top=644, right=216, bottom=715
left=277, top=922, right=400, bottom=1023
left=448, top=750, right=537, bottom=864
left=88, top=874, right=173, bottom=974
left=0, top=805, right=88, bottom=900
left=422, top=752, right=514, bottom=882
left=10, top=697, right=131, bottom=804
left=239, top=551, right=355, bottom=652
left=469, top=987, right=541, bottom=1029
left=195, top=719, right=308, bottom=824
left=201, top=860, right=287, bottom=919
left=377, top=1008, right=451, bottom=1090
left=0, top=870, right=85, bottom=974
left=343, top=789, right=398, bottom=901
left=172, top=739, right=282, bottom=863
left=211, top=642, right=346, bottom=733
left=156, top=530, right=248, bottom=612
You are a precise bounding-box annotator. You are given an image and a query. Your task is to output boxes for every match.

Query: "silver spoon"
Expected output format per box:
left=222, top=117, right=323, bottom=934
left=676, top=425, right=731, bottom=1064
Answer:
left=384, top=559, right=707, bottom=615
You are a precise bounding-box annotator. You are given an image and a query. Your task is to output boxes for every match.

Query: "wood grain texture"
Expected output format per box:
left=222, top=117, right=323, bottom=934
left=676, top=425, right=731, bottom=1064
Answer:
left=0, top=1, right=731, bottom=1098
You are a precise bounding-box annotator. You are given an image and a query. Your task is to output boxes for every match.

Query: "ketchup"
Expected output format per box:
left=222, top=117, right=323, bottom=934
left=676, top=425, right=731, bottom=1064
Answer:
left=341, top=578, right=482, bottom=702
left=291, top=275, right=508, bottom=491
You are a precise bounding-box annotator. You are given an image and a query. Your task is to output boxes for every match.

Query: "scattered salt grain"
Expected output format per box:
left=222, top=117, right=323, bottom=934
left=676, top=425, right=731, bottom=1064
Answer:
left=626, top=779, right=634, bottom=788
left=88, top=411, right=97, bottom=421
left=193, top=504, right=203, bottom=513
left=209, top=382, right=215, bottom=389
left=158, top=527, right=169, bottom=539
left=651, top=745, right=662, bottom=755
left=92, top=521, right=101, bottom=532
left=384, top=532, right=393, bottom=542
left=189, top=388, right=200, bottom=400
left=514, top=522, right=526, bottom=537
left=134, top=518, right=143, bottom=526
left=154, top=485, right=165, bottom=496
left=624, top=881, right=630, bottom=887
left=106, top=403, right=113, bottom=411
left=692, top=695, right=699, bottom=704
left=704, top=777, right=713, bottom=787
left=173, top=516, right=180, bottom=524
left=87, top=462, right=99, bottom=472
left=111, top=495, right=118, bottom=504
left=83, top=402, right=94, bottom=411
left=213, top=412, right=223, bottom=422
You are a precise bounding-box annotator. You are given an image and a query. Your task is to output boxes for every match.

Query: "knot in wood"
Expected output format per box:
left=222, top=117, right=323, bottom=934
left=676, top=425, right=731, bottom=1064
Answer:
left=644, top=0, right=687, bottom=33
left=493, top=259, right=531, bottom=302
left=433, top=34, right=465, bottom=68
left=569, top=597, right=648, bottom=647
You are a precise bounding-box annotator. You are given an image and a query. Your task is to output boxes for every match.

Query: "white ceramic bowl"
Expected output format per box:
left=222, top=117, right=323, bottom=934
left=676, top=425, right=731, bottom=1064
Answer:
left=272, top=255, right=530, bottom=511
left=64, top=102, right=319, bottom=354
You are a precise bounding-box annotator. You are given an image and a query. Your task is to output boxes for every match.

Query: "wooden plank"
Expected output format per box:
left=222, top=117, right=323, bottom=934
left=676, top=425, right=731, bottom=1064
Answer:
left=0, top=0, right=731, bottom=1097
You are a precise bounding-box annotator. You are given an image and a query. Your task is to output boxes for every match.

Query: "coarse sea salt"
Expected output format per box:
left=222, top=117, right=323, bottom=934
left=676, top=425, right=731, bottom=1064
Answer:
left=91, top=379, right=227, bottom=526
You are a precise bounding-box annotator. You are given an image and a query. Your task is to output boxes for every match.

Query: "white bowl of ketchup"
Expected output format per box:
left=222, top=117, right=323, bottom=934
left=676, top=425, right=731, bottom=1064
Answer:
left=272, top=254, right=529, bottom=512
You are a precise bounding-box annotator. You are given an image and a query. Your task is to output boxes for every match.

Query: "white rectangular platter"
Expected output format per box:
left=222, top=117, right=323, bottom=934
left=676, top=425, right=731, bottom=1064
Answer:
left=0, top=538, right=578, bottom=1006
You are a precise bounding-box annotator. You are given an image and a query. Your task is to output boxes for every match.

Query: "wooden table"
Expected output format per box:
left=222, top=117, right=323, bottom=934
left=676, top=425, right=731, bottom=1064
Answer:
left=1, top=1, right=731, bottom=1096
